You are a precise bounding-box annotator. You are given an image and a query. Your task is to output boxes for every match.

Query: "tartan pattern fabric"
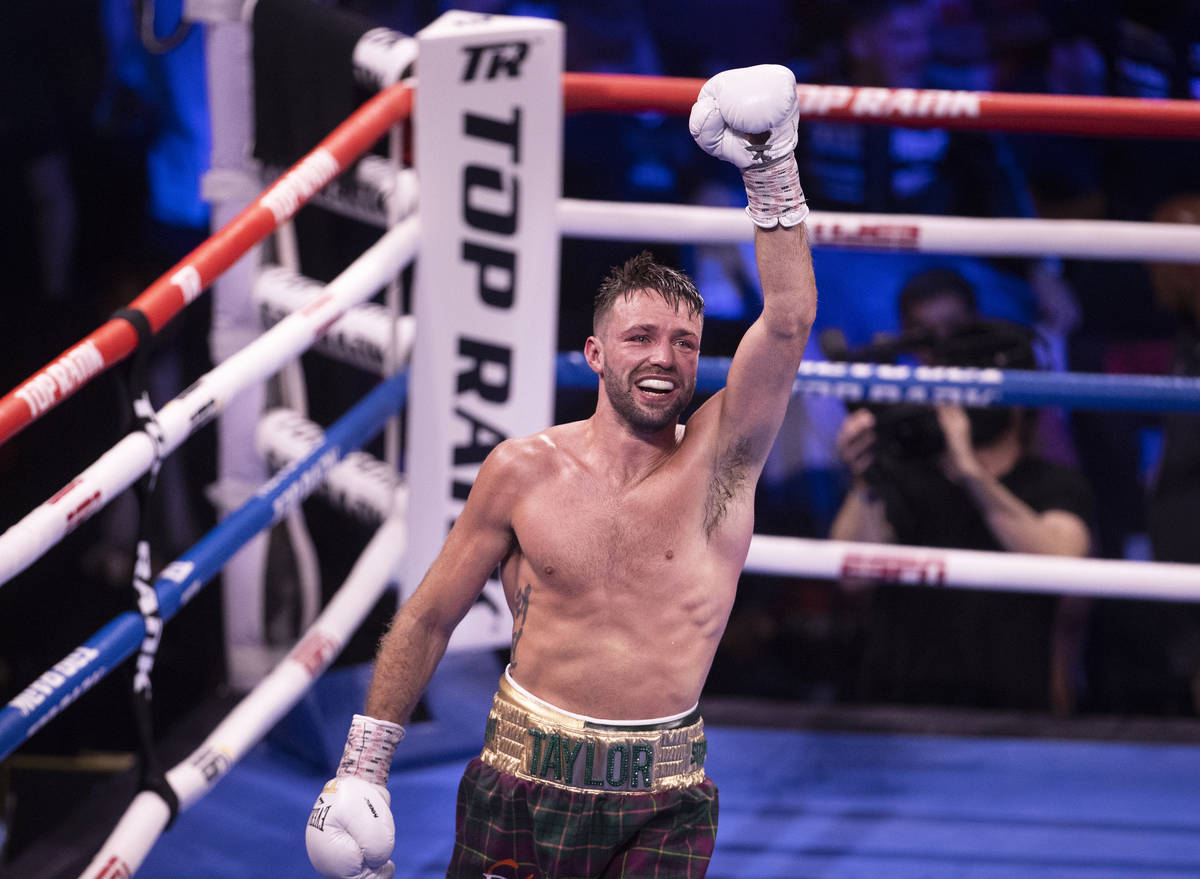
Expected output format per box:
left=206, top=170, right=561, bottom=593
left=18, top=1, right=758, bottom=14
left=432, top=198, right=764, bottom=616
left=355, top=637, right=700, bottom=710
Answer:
left=446, top=757, right=719, bottom=879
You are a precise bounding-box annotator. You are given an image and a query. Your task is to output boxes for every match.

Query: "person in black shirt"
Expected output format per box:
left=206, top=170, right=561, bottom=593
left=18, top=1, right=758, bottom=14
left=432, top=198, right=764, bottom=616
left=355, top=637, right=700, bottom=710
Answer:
left=829, top=272, right=1093, bottom=711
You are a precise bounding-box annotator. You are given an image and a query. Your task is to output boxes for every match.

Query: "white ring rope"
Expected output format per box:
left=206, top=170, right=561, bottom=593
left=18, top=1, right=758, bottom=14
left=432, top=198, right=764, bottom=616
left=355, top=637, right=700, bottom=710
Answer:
left=79, top=502, right=407, bottom=879
left=254, top=265, right=416, bottom=375
left=0, top=216, right=418, bottom=588
left=746, top=535, right=1200, bottom=603
left=558, top=199, right=1200, bottom=263
left=275, top=171, right=1200, bottom=265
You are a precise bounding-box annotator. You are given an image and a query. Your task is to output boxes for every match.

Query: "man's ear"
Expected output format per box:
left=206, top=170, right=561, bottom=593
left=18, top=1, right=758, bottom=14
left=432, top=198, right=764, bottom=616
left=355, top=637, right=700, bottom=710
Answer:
left=584, top=335, right=603, bottom=375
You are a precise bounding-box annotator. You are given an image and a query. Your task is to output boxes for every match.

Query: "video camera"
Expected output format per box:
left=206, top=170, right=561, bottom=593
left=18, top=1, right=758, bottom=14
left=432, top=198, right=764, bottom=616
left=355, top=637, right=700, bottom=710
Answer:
left=819, top=319, right=1038, bottom=483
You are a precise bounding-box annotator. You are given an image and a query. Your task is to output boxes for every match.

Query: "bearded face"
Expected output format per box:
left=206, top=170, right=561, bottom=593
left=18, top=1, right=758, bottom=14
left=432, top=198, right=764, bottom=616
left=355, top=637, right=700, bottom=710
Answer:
left=602, top=360, right=696, bottom=434
left=588, top=291, right=702, bottom=436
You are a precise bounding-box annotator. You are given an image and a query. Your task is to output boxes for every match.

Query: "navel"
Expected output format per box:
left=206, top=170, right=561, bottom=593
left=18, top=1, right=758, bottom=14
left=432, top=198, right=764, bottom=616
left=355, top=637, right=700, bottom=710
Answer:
left=665, top=550, right=674, bottom=560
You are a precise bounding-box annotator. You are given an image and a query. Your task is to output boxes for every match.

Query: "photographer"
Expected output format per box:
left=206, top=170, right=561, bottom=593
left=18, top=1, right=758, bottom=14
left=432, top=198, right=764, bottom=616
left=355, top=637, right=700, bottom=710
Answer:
left=829, top=271, right=1093, bottom=712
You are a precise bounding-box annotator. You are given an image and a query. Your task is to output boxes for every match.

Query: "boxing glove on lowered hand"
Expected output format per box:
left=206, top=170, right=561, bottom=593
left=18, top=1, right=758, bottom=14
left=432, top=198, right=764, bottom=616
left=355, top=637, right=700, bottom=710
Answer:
left=306, top=714, right=405, bottom=879
left=689, top=64, right=808, bottom=229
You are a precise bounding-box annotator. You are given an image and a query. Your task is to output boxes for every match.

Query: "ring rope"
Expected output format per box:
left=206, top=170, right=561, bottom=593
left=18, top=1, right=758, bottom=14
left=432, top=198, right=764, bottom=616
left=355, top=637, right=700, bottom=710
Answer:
left=0, top=370, right=407, bottom=762
left=256, top=159, right=419, bottom=232
left=254, top=265, right=417, bottom=376
left=282, top=163, right=1200, bottom=266
left=4, top=70, right=1196, bottom=446
left=745, top=535, right=1200, bottom=603
left=563, top=72, right=1200, bottom=138
left=0, top=217, right=418, bottom=589
left=0, top=82, right=414, bottom=447
left=558, top=199, right=1200, bottom=263
left=80, top=511, right=407, bottom=879
left=557, top=354, right=1200, bottom=413
left=258, top=409, right=405, bottom=525
left=81, top=490, right=409, bottom=878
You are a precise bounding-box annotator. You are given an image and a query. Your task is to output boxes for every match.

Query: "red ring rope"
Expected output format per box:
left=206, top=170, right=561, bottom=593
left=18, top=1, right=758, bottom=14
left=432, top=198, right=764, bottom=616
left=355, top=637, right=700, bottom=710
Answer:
left=563, top=73, right=1200, bottom=138
left=0, top=84, right=413, bottom=446
left=4, top=70, right=1199, bottom=446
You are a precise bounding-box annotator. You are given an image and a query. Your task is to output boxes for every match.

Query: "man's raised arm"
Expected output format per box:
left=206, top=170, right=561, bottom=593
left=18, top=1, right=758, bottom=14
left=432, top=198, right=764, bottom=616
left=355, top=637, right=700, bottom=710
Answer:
left=689, top=65, right=817, bottom=463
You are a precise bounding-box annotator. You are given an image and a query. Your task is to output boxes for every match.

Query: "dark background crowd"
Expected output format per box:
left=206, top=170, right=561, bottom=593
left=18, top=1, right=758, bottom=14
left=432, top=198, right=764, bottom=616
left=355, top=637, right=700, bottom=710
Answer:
left=3, top=0, right=1200, bottom=865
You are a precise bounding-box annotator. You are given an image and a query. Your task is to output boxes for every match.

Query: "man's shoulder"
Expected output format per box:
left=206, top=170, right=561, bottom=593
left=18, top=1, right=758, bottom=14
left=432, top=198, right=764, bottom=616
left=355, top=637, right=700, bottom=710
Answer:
left=486, top=423, right=580, bottom=476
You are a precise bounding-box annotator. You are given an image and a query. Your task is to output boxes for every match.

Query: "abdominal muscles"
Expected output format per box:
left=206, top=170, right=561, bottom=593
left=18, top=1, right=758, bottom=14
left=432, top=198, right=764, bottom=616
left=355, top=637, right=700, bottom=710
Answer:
left=501, top=523, right=739, bottom=720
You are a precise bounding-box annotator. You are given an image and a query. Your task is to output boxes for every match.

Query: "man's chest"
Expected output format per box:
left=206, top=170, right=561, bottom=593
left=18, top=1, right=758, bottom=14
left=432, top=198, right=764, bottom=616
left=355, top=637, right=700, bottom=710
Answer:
left=511, top=467, right=707, bottom=587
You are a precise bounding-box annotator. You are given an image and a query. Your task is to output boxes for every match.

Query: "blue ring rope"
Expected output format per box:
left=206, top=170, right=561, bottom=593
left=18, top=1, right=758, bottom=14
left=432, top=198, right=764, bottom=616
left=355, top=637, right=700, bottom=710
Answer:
left=9, top=351, right=1199, bottom=757
left=0, top=371, right=406, bottom=760
left=556, top=353, right=1200, bottom=413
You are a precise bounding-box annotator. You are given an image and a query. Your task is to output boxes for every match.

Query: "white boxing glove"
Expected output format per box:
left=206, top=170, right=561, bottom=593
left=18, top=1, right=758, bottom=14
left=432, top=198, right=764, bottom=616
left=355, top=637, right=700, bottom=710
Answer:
left=307, top=776, right=395, bottom=879
left=689, top=64, right=798, bottom=169
left=689, top=64, right=808, bottom=229
left=306, top=714, right=405, bottom=879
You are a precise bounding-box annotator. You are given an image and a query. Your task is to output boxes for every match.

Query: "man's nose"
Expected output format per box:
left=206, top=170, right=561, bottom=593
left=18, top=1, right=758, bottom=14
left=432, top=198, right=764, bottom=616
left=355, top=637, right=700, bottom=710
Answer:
left=647, top=339, right=676, bottom=366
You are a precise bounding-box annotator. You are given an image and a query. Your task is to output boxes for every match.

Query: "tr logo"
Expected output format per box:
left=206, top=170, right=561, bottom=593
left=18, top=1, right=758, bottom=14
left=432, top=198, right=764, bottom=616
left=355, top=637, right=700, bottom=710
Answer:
left=462, top=41, right=529, bottom=81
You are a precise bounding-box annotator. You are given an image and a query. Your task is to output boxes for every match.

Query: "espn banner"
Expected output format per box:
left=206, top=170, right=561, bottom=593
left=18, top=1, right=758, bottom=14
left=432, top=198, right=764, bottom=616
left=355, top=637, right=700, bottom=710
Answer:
left=407, top=12, right=563, bottom=650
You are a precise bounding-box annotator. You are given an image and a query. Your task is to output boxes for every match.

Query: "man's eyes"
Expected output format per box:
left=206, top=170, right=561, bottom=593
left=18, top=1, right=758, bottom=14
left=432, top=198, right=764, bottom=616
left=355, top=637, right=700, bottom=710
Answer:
left=624, top=335, right=696, bottom=349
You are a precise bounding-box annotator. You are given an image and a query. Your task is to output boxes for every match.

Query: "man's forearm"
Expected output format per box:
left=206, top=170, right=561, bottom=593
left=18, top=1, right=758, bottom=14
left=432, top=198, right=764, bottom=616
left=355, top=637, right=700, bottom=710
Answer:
left=363, top=600, right=454, bottom=724
left=755, top=223, right=817, bottom=340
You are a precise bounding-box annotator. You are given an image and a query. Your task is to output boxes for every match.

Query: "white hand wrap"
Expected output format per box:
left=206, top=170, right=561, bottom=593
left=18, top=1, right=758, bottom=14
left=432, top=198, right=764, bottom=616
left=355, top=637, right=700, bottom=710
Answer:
left=306, top=715, right=405, bottom=879
left=337, top=713, right=405, bottom=786
left=689, top=64, right=808, bottom=229
left=741, top=152, right=808, bottom=229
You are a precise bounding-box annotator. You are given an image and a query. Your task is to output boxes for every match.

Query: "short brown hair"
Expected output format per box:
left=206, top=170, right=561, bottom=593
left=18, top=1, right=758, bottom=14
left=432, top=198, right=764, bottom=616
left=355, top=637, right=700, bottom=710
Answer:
left=593, top=251, right=704, bottom=333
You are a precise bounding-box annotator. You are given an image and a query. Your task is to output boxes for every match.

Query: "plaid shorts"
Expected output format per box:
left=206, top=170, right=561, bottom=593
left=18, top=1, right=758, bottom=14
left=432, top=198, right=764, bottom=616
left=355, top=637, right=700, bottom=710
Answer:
left=446, top=677, right=719, bottom=878
left=446, top=757, right=719, bottom=879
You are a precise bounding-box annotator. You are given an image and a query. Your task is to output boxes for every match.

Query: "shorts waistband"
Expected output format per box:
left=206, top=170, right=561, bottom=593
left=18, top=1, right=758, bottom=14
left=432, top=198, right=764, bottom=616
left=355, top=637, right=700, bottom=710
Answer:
left=479, top=676, right=708, bottom=794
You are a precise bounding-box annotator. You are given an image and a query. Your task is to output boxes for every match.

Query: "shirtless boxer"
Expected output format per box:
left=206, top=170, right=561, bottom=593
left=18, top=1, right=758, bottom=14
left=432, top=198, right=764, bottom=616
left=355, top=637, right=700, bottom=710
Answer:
left=306, top=64, right=816, bottom=879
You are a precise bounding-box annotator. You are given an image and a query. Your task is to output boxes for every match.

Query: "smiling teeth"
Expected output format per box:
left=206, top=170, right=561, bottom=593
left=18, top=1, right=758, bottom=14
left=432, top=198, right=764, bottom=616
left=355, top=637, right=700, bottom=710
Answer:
left=637, top=379, right=674, bottom=391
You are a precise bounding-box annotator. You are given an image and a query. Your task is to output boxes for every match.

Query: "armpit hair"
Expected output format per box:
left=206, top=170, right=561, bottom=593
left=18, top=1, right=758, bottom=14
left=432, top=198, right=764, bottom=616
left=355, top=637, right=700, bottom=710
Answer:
left=704, top=436, right=753, bottom=539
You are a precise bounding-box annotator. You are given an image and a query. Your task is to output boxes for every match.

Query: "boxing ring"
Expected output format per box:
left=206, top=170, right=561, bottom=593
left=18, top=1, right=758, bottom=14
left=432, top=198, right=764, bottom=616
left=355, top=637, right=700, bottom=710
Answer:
left=4, top=7, right=1200, bottom=878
